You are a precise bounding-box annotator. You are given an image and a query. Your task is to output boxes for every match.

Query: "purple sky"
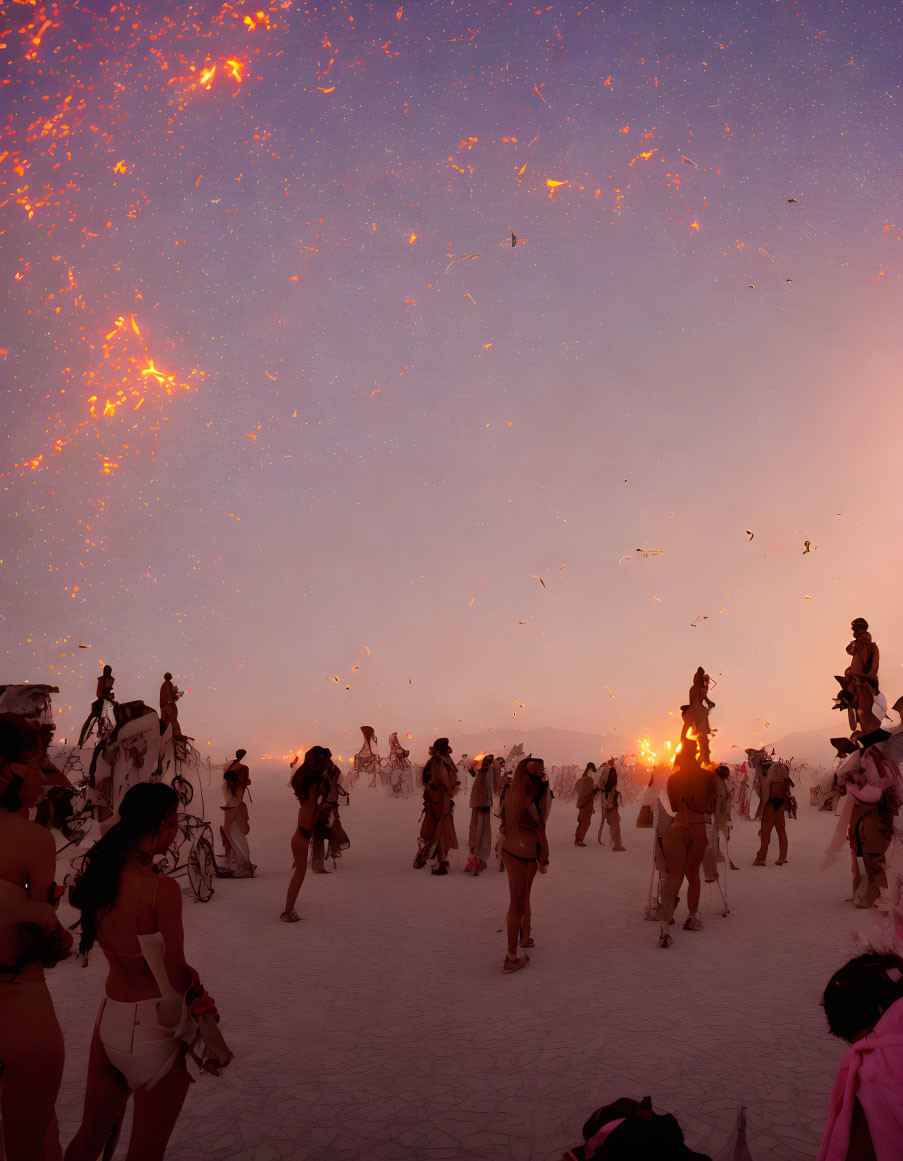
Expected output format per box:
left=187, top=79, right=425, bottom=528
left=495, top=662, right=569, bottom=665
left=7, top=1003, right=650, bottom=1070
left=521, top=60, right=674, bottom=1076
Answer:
left=2, top=1, right=901, bottom=764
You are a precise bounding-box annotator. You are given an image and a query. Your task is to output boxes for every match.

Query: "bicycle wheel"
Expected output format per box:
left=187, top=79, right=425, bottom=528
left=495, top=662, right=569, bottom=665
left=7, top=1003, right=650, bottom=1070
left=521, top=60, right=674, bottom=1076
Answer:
left=187, top=836, right=215, bottom=902
left=172, top=775, right=194, bottom=806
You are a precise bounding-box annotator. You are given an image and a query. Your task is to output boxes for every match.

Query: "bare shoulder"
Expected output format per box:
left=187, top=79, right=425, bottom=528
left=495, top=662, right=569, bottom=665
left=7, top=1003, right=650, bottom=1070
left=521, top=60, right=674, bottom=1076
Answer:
left=5, top=813, right=56, bottom=857
left=154, top=873, right=183, bottom=909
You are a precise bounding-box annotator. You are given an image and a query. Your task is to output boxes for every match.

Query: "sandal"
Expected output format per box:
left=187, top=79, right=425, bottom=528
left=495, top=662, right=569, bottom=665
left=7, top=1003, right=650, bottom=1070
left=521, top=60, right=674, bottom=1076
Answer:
left=658, top=932, right=673, bottom=949
left=502, top=953, right=530, bottom=974
left=280, top=910, right=301, bottom=923
left=519, top=936, right=535, bottom=948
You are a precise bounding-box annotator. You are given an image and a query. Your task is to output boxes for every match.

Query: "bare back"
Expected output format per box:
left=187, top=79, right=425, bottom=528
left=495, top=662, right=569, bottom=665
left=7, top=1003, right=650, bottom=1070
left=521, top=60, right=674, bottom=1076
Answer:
left=97, top=863, right=187, bottom=1003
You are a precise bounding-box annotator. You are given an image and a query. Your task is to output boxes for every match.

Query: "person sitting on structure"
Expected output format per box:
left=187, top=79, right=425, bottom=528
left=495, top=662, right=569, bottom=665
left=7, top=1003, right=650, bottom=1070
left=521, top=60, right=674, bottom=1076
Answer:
left=78, top=666, right=115, bottom=748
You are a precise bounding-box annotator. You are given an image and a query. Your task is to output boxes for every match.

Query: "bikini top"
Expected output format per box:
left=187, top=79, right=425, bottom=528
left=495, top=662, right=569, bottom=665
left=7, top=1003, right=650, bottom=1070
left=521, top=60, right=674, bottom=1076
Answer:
left=101, top=877, right=180, bottom=1003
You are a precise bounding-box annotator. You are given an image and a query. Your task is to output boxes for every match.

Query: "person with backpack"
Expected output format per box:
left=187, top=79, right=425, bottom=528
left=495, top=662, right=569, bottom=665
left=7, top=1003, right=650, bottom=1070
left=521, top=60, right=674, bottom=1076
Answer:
left=563, top=1095, right=713, bottom=1159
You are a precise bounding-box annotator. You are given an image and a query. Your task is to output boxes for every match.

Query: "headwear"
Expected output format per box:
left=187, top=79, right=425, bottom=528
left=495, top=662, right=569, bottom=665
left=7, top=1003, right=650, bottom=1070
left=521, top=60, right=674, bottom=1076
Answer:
left=433, top=737, right=451, bottom=754
left=851, top=617, right=869, bottom=630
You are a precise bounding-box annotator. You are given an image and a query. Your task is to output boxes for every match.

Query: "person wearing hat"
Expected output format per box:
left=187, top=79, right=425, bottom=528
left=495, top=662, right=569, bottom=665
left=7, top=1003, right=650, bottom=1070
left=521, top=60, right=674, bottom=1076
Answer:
left=413, top=738, right=460, bottom=875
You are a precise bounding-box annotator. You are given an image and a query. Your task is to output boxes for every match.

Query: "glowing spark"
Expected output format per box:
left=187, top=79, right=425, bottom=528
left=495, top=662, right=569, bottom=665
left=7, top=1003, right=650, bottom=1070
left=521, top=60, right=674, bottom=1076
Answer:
left=225, top=58, right=245, bottom=83
left=546, top=178, right=567, bottom=196
left=140, top=359, right=175, bottom=386
left=444, top=253, right=482, bottom=274
left=627, top=149, right=658, bottom=166
left=409, top=231, right=417, bottom=244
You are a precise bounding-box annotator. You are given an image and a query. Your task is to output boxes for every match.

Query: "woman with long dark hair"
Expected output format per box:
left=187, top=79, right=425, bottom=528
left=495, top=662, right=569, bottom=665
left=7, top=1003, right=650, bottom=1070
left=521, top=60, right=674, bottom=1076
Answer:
left=65, top=781, right=232, bottom=1161
left=0, top=712, right=71, bottom=1161
left=499, top=756, right=551, bottom=974
left=281, top=747, right=331, bottom=922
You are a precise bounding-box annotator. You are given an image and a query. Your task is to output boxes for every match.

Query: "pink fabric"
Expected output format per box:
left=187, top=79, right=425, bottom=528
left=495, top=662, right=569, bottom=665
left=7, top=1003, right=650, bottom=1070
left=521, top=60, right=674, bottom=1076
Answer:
left=849, top=783, right=883, bottom=804
left=585, top=1117, right=625, bottom=1155
left=817, top=997, right=903, bottom=1161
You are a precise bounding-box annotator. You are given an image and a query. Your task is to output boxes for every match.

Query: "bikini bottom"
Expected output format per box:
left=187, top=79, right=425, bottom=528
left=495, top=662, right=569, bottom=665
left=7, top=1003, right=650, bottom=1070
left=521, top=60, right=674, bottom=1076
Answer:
left=97, top=995, right=196, bottom=1091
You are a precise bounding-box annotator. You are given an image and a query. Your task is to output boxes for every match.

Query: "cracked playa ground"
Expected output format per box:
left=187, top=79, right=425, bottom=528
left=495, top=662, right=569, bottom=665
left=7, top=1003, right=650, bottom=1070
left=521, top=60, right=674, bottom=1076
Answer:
left=51, top=779, right=858, bottom=1160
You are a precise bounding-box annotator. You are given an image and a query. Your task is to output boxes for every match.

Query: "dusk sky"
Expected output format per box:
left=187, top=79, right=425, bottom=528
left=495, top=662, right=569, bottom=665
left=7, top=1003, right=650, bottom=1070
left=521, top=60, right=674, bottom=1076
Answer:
left=2, top=0, right=901, bottom=764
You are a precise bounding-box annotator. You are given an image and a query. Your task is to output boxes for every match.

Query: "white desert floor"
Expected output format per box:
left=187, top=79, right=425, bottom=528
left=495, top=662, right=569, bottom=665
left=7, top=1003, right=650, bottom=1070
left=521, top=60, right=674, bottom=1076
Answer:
left=50, top=778, right=867, bottom=1161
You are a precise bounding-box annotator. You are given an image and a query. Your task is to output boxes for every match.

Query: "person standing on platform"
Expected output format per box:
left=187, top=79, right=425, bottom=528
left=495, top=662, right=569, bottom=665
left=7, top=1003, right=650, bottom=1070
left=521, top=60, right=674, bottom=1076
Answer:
left=159, top=673, right=182, bottom=738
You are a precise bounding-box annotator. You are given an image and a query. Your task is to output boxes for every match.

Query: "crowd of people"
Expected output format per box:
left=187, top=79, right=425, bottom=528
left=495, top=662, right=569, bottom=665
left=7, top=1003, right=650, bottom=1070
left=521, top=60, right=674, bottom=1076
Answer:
left=2, top=618, right=903, bottom=1158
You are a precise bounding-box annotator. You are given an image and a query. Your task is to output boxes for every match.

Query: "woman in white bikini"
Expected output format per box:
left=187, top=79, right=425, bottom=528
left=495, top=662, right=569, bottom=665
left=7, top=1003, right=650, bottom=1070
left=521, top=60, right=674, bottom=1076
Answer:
left=0, top=712, right=72, bottom=1161
left=65, top=781, right=232, bottom=1161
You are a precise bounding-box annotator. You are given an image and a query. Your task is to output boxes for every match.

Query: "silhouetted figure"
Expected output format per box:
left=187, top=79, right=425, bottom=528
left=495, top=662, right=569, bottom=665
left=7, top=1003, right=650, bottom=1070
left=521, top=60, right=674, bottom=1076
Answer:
left=413, top=738, right=459, bottom=875
left=835, top=617, right=882, bottom=735
left=159, top=672, right=182, bottom=738
left=682, top=667, right=715, bottom=764
left=78, top=665, right=115, bottom=747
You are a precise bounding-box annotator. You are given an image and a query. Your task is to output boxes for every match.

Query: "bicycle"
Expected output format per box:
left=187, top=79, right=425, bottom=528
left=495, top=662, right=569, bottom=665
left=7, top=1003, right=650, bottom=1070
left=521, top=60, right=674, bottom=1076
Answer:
left=156, top=812, right=217, bottom=903
left=78, top=700, right=116, bottom=749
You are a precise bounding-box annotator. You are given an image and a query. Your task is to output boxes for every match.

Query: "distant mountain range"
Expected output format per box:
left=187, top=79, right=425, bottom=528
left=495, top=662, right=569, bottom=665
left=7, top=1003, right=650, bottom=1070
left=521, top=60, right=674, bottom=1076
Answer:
left=450, top=726, right=632, bottom=766
left=759, top=726, right=839, bottom=768
left=449, top=723, right=840, bottom=769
